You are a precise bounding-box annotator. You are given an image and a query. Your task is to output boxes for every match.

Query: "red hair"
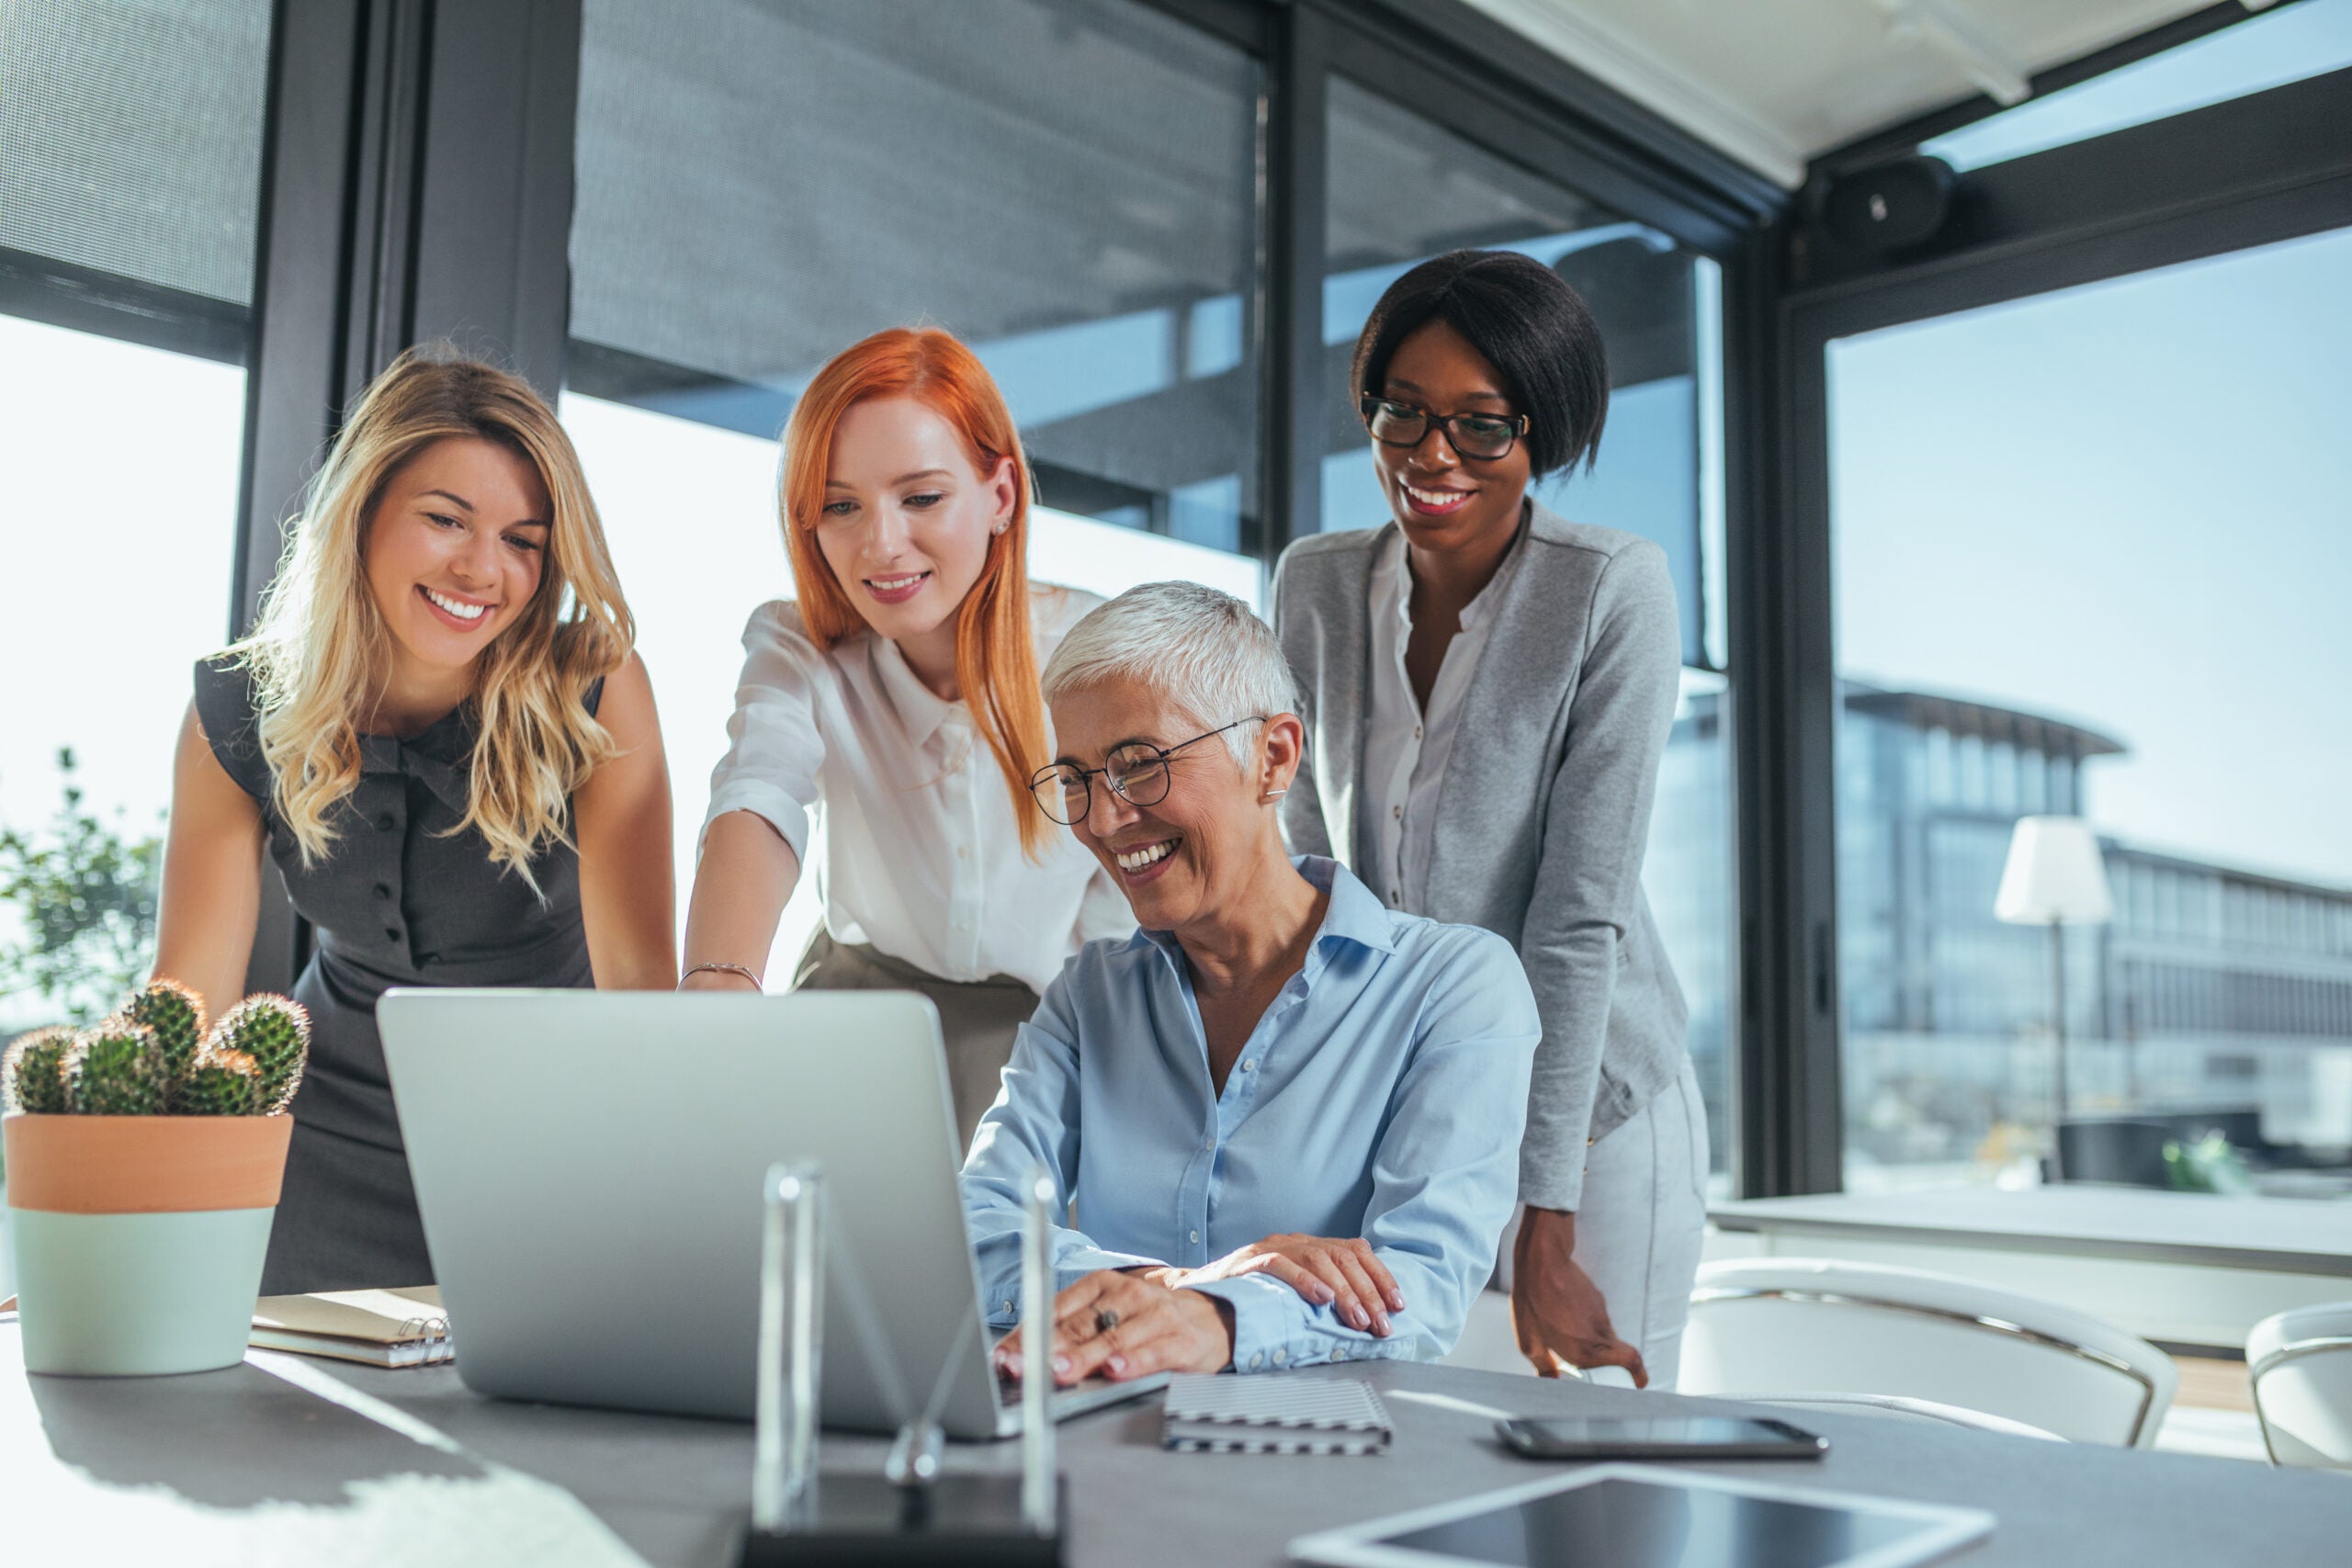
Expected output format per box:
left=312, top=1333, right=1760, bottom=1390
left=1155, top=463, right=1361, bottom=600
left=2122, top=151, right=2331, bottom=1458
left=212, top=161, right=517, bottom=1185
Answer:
left=781, top=327, right=1052, bottom=856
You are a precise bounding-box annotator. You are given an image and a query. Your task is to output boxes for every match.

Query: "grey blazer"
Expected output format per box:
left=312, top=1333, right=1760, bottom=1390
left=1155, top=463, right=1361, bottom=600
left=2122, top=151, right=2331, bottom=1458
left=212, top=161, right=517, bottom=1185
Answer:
left=1272, top=502, right=1689, bottom=1211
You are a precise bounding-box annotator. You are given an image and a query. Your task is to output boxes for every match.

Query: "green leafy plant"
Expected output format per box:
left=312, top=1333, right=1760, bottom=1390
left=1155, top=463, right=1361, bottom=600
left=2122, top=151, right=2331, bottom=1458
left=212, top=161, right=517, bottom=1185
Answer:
left=0, top=749, right=163, bottom=1024
left=2, top=983, right=308, bottom=1119
left=2164, top=1130, right=2256, bottom=1196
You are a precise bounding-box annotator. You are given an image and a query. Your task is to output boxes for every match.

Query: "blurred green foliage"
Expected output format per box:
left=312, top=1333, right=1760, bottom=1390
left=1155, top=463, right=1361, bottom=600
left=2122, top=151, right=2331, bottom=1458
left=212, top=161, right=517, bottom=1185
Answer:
left=0, top=749, right=163, bottom=1026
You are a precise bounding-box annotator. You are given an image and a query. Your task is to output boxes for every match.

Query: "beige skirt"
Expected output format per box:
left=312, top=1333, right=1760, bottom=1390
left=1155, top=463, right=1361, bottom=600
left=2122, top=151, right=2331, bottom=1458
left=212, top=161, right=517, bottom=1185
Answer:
left=791, top=931, right=1040, bottom=1154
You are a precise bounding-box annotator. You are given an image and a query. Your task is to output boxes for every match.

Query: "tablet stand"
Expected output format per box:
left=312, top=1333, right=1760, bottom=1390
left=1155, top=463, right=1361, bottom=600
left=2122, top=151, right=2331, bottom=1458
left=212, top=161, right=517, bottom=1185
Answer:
left=734, top=1161, right=1066, bottom=1567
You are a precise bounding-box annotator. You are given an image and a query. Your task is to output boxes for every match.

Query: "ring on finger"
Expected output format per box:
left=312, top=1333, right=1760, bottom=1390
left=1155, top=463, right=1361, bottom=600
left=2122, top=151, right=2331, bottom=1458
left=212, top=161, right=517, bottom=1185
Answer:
left=1094, top=1307, right=1120, bottom=1335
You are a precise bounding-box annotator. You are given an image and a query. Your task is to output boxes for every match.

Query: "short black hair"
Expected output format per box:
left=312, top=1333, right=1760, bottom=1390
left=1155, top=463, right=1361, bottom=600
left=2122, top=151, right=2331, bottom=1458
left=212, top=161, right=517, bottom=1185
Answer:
left=1351, top=249, right=1609, bottom=479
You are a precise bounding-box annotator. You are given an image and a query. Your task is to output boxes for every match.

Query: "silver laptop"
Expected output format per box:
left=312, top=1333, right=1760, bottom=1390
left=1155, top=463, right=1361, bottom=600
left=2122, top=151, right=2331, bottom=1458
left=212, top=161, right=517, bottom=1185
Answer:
left=378, top=987, right=1164, bottom=1438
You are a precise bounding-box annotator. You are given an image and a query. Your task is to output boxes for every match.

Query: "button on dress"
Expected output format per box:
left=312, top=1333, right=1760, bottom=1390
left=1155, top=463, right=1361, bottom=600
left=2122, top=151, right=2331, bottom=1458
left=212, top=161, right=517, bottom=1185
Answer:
left=192, top=657, right=603, bottom=1292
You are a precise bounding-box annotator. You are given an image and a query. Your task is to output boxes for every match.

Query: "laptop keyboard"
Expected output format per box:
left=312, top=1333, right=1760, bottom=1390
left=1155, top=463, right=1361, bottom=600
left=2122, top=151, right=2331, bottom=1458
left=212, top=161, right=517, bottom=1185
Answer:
left=996, top=1371, right=1118, bottom=1405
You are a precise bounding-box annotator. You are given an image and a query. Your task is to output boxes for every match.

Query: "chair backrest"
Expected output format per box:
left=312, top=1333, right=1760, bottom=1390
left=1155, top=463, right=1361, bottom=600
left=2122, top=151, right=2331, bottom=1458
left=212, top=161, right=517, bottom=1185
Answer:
left=1735, top=1392, right=2064, bottom=1442
left=1684, top=1258, right=2178, bottom=1447
left=2247, top=1302, right=2352, bottom=1469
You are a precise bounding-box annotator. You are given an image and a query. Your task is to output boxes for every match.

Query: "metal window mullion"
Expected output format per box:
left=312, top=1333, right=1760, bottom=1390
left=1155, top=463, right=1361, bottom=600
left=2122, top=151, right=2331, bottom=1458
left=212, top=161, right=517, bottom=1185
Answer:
left=1261, top=2, right=1329, bottom=565
left=235, top=0, right=382, bottom=994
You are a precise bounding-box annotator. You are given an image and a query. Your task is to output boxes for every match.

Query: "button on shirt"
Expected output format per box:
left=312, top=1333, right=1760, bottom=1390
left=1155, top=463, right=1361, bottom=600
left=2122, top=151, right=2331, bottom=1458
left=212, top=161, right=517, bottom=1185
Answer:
left=959, top=856, right=1539, bottom=1371
left=702, top=587, right=1132, bottom=995
left=1355, top=522, right=1530, bottom=911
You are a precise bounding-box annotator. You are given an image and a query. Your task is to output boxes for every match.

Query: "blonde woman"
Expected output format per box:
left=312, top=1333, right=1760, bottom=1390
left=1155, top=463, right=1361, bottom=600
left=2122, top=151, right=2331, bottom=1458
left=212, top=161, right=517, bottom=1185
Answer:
left=153, top=346, right=674, bottom=1294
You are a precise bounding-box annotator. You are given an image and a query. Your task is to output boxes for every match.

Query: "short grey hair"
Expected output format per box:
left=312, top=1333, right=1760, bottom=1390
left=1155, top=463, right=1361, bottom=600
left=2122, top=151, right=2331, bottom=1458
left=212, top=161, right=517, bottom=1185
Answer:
left=1042, top=581, right=1298, bottom=765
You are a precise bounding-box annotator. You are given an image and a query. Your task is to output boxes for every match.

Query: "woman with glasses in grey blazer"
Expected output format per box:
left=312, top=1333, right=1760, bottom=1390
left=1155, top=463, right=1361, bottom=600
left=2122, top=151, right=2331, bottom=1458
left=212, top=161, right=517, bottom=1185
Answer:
left=1272, top=249, right=1705, bottom=1390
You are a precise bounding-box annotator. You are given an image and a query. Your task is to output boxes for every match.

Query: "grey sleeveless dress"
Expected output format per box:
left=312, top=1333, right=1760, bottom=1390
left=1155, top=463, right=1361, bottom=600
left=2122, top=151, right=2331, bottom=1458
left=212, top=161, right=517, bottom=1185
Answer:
left=193, top=658, right=603, bottom=1294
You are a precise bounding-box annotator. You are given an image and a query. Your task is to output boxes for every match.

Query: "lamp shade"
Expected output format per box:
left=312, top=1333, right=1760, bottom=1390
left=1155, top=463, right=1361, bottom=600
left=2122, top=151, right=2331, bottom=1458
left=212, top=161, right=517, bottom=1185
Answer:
left=1995, top=816, right=2114, bottom=926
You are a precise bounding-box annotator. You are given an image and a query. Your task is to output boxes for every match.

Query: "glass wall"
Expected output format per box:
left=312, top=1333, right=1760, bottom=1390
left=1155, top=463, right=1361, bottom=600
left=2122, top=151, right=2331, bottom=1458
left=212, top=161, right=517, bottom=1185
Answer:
left=0, top=0, right=274, bottom=1036
left=1924, top=0, right=2352, bottom=174
left=1321, top=78, right=1721, bottom=664
left=1321, top=74, right=1737, bottom=1185
left=1, top=0, right=1756, bottom=1202
left=1831, top=225, right=2352, bottom=1195
left=564, top=0, right=1267, bottom=965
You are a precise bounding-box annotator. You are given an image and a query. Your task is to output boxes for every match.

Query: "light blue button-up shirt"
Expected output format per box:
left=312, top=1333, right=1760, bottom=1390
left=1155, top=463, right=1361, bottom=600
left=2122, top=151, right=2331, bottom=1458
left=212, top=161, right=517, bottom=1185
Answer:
left=960, top=856, right=1538, bottom=1371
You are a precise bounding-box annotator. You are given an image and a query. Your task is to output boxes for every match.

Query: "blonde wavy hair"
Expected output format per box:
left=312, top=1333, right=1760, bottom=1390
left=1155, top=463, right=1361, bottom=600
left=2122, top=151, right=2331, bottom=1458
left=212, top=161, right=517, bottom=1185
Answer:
left=227, top=345, right=633, bottom=889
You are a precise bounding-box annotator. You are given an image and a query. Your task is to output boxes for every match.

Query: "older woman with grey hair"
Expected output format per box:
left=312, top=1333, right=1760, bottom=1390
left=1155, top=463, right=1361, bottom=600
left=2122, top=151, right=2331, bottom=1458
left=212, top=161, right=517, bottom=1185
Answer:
left=960, top=581, right=1539, bottom=1382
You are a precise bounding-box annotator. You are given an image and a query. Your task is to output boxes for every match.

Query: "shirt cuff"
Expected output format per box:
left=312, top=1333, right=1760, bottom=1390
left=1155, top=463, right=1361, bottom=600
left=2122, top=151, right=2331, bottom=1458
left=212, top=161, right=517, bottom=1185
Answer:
left=978, top=1244, right=1163, bottom=1328
left=1185, top=1275, right=1415, bottom=1373
left=700, top=780, right=811, bottom=864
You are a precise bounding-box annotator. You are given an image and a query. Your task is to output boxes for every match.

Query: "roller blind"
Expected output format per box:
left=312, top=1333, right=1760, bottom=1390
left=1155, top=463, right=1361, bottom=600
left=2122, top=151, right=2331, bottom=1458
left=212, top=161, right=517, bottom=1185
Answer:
left=0, top=0, right=272, bottom=305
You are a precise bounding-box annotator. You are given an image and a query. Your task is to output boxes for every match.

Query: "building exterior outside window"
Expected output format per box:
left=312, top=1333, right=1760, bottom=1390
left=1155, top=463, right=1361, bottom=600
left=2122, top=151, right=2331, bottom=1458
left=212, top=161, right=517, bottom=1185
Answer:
left=1833, top=679, right=2352, bottom=1190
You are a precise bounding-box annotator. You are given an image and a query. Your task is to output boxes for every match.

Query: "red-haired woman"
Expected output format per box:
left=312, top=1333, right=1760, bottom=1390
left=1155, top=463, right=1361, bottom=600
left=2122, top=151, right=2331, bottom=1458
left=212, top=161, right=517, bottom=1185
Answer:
left=680, top=327, right=1125, bottom=1143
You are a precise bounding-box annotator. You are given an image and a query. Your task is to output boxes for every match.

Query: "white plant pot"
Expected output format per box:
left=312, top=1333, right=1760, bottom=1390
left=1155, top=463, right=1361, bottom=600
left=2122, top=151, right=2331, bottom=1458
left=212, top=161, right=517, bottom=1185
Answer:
left=8, top=1207, right=277, bottom=1375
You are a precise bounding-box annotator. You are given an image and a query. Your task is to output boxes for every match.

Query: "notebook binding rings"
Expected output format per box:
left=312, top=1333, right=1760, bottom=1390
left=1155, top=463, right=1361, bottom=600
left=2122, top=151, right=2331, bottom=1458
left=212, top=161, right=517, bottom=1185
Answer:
left=395, top=1314, right=456, bottom=1359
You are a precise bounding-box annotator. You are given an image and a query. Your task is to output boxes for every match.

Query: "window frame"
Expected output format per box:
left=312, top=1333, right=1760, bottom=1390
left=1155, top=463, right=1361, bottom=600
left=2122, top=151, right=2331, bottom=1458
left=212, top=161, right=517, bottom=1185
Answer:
left=1770, top=73, right=2352, bottom=1195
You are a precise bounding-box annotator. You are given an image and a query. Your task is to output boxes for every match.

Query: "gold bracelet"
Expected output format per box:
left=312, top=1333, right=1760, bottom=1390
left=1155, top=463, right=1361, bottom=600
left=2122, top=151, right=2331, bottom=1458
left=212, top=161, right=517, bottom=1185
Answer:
left=680, top=961, right=763, bottom=991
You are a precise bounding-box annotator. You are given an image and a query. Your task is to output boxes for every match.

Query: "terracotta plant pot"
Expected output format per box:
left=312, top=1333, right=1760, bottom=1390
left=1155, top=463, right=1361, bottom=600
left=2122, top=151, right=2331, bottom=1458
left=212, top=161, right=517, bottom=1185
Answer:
left=3, top=1111, right=292, bottom=1376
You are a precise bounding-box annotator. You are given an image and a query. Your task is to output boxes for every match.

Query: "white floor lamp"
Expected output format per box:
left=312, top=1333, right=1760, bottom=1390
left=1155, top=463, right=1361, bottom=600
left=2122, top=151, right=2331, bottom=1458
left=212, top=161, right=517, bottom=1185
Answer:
left=1995, top=816, right=2113, bottom=1182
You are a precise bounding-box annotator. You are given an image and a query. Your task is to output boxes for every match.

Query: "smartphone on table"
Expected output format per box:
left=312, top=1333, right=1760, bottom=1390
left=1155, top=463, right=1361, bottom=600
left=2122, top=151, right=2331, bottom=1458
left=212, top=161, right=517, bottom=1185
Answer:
left=1495, top=1415, right=1828, bottom=1461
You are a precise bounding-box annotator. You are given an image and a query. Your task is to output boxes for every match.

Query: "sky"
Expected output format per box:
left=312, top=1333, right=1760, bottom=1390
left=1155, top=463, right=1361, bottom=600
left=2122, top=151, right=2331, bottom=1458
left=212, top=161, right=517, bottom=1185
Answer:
left=1830, top=223, right=2352, bottom=886
left=0, top=320, right=244, bottom=845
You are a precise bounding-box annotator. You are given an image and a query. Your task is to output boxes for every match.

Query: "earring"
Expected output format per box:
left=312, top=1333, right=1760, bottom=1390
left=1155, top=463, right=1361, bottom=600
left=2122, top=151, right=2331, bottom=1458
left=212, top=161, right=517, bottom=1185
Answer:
left=1261, top=788, right=1288, bottom=802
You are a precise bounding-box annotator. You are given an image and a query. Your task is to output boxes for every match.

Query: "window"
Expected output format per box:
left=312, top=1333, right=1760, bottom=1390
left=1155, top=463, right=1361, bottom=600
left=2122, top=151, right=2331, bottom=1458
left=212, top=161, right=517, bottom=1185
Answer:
left=2, top=0, right=270, bottom=310
left=1831, top=226, right=2352, bottom=1192
left=564, top=0, right=1266, bottom=967
left=1924, top=0, right=2352, bottom=173
left=1321, top=77, right=1724, bottom=670
left=1321, top=75, right=1737, bottom=1185
left=0, top=0, right=273, bottom=1037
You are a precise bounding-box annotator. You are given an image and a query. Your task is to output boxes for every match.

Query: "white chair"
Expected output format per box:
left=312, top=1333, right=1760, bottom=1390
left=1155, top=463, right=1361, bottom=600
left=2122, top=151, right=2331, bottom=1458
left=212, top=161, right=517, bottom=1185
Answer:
left=2247, top=1302, right=2352, bottom=1469
left=1683, top=1258, right=2177, bottom=1447
left=1732, top=1392, right=2064, bottom=1441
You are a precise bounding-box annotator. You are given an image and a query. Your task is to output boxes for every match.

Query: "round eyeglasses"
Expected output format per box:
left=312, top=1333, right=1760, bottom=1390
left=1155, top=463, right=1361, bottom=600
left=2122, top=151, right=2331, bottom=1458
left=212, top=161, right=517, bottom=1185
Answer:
left=1029, top=717, right=1268, bottom=826
left=1360, top=394, right=1529, bottom=461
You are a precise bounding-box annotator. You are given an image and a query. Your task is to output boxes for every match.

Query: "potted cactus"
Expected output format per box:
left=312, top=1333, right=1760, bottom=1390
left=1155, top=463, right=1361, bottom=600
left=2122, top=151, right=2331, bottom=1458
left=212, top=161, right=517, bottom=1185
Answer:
left=3, top=979, right=309, bottom=1375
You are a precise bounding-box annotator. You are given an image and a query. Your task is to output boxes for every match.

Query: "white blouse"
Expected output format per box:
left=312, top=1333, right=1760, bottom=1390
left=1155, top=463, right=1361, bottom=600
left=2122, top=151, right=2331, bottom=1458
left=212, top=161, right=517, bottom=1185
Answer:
left=1354, top=524, right=1531, bottom=913
left=702, top=584, right=1130, bottom=996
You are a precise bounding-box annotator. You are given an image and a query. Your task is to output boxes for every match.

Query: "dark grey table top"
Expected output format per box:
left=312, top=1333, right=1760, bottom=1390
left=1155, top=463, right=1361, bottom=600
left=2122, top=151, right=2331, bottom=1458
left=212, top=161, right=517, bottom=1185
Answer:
left=6, top=1323, right=2350, bottom=1565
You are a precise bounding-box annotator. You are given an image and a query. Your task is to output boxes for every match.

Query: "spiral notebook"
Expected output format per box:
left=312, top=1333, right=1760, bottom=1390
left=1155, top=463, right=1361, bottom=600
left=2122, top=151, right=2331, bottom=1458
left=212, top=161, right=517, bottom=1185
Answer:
left=1161, top=1373, right=1393, bottom=1455
left=250, top=1285, right=453, bottom=1369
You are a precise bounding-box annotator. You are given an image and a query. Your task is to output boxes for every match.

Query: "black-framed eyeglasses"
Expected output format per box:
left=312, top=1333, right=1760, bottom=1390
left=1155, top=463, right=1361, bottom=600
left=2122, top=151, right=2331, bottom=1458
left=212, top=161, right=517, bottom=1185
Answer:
left=1359, top=394, right=1529, bottom=461
left=1029, top=716, right=1268, bottom=826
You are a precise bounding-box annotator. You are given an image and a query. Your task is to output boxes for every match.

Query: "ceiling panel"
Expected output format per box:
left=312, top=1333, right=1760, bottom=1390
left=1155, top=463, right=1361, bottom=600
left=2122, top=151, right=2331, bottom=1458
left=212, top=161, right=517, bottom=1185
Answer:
left=1461, top=0, right=2236, bottom=186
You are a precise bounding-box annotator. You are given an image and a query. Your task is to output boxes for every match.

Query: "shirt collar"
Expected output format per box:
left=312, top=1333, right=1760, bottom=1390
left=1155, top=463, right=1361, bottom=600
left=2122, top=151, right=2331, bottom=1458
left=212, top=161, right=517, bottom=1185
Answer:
left=1373, top=529, right=1411, bottom=634
left=1133, top=854, right=1397, bottom=964
left=868, top=633, right=962, bottom=750
left=357, top=705, right=478, bottom=814
left=1374, top=505, right=1532, bottom=637
left=1456, top=508, right=1531, bottom=635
